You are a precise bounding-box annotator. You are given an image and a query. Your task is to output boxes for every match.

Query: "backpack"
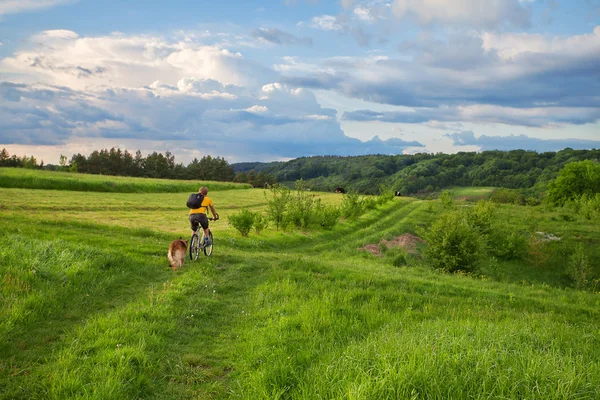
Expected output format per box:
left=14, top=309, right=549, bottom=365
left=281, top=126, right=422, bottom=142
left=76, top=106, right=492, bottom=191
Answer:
left=186, top=192, right=204, bottom=209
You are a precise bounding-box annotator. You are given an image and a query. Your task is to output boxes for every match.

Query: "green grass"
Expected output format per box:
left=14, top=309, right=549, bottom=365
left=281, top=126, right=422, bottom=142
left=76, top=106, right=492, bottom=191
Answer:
left=0, top=168, right=251, bottom=193
left=1, top=186, right=599, bottom=399
left=450, top=186, right=497, bottom=199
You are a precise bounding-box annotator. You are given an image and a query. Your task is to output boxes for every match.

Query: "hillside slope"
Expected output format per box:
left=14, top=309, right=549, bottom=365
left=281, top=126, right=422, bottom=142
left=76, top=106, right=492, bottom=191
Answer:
left=1, top=187, right=599, bottom=399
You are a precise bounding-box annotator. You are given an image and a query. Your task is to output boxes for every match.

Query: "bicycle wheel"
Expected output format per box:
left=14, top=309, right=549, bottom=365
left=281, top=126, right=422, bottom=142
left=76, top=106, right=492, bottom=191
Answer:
left=189, top=233, right=200, bottom=260
left=203, top=231, right=213, bottom=256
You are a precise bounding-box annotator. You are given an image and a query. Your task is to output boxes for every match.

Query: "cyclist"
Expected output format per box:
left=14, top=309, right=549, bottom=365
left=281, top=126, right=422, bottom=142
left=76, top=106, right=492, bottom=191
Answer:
left=189, top=186, right=219, bottom=245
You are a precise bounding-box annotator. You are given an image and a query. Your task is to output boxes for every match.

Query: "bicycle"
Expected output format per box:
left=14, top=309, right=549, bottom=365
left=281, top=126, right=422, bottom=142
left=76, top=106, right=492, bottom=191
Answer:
left=189, top=218, right=216, bottom=260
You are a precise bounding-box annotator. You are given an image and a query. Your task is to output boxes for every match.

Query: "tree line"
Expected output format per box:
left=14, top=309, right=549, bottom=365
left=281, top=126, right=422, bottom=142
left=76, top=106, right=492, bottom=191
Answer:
left=233, top=148, right=600, bottom=196
left=4, top=147, right=599, bottom=193
left=1, top=147, right=239, bottom=182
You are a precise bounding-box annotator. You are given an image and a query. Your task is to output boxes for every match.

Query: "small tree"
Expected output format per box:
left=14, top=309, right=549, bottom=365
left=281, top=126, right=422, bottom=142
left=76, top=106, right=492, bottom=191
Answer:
left=59, top=154, right=68, bottom=171
left=420, top=210, right=483, bottom=273
left=253, top=213, right=269, bottom=235
left=438, top=189, right=455, bottom=209
left=340, top=191, right=364, bottom=220
left=228, top=209, right=255, bottom=237
left=266, top=184, right=291, bottom=231
left=548, top=160, right=600, bottom=206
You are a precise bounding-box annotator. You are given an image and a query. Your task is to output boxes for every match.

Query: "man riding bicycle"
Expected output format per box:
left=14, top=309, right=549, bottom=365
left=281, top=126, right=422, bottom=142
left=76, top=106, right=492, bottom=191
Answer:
left=189, top=186, right=219, bottom=245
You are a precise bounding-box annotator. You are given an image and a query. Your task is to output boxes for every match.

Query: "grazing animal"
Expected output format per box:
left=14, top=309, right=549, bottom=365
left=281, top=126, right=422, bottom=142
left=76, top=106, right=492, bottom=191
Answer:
left=395, top=191, right=402, bottom=196
left=168, top=238, right=188, bottom=271
left=335, top=187, right=346, bottom=194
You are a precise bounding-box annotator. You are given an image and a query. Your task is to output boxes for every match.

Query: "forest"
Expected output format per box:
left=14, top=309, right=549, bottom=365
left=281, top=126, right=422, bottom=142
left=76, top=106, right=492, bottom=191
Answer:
left=233, top=148, right=600, bottom=196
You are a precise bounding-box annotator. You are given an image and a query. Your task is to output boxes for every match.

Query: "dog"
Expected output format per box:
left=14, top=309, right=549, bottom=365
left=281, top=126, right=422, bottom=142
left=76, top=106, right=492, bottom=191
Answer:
left=168, top=237, right=188, bottom=271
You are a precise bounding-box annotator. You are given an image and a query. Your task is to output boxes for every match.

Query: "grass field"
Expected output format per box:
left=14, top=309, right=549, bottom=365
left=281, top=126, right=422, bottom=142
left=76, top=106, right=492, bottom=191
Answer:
left=450, top=186, right=497, bottom=199
left=0, top=168, right=251, bottom=193
left=1, top=175, right=599, bottom=399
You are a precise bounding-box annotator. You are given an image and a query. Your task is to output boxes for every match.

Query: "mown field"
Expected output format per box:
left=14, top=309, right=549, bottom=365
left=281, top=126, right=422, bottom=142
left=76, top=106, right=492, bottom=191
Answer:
left=1, top=172, right=599, bottom=399
left=0, top=168, right=250, bottom=193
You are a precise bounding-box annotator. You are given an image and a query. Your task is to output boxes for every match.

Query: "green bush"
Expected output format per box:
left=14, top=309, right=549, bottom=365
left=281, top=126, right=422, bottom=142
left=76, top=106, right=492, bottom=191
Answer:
left=548, top=160, right=600, bottom=206
left=228, top=209, right=255, bottom=237
left=285, top=180, right=315, bottom=229
left=578, top=193, right=600, bottom=221
left=490, top=188, right=525, bottom=205
left=266, top=184, right=292, bottom=231
left=313, top=199, right=340, bottom=230
left=438, top=189, right=455, bottom=209
left=567, top=244, right=590, bottom=290
left=525, top=197, right=542, bottom=206
left=340, top=191, right=365, bottom=220
left=253, top=213, right=269, bottom=235
left=420, top=210, right=483, bottom=273
left=377, top=184, right=395, bottom=205
left=489, top=227, right=529, bottom=260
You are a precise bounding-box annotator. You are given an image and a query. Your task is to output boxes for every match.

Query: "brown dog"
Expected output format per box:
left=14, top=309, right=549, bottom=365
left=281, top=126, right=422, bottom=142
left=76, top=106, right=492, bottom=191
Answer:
left=168, top=238, right=188, bottom=271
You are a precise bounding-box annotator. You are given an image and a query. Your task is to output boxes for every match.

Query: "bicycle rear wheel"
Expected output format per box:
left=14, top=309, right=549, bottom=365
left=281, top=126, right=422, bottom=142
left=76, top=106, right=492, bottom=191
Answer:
left=189, top=233, right=200, bottom=260
left=203, top=231, right=213, bottom=256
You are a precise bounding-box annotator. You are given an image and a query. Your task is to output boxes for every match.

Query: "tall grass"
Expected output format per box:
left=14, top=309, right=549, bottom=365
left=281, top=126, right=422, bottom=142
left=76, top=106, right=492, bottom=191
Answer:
left=0, top=168, right=251, bottom=193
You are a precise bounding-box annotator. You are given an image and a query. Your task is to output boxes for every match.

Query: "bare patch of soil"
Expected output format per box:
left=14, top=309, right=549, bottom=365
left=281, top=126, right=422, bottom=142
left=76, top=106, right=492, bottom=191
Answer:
left=359, top=233, right=426, bottom=256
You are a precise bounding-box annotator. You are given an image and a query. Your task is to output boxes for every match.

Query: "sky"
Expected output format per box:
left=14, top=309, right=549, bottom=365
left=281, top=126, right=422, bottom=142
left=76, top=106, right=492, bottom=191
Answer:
left=0, top=0, right=599, bottom=165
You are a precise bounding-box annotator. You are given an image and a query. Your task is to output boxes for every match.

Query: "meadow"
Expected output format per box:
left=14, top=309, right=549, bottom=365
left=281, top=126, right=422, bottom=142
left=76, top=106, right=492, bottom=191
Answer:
left=1, top=172, right=599, bottom=399
left=0, top=168, right=250, bottom=193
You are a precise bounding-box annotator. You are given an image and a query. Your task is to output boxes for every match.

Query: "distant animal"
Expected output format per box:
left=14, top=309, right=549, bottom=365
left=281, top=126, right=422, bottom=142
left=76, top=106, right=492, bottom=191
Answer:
left=395, top=191, right=402, bottom=196
left=168, top=237, right=188, bottom=271
left=335, top=187, right=346, bottom=194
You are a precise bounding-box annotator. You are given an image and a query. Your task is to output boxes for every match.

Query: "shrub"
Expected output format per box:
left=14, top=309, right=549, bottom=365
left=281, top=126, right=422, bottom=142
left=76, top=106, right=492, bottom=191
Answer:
left=266, top=184, right=291, bottom=231
left=377, top=184, right=395, bottom=205
left=253, top=213, right=269, bottom=235
left=490, top=188, right=525, bottom=205
left=548, top=160, right=600, bottom=206
left=340, top=191, right=365, bottom=220
left=438, top=189, right=455, bottom=209
left=489, top=226, right=529, bottom=260
left=313, top=199, right=340, bottom=230
left=420, top=210, right=483, bottom=273
left=228, top=209, right=255, bottom=237
left=567, top=244, right=590, bottom=290
left=578, top=193, right=600, bottom=221
left=286, top=179, right=315, bottom=229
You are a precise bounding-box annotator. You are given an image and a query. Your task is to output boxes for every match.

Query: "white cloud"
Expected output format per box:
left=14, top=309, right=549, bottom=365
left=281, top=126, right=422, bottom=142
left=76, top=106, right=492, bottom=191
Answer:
left=1, top=31, right=275, bottom=90
left=391, top=0, right=531, bottom=29
left=353, top=7, right=375, bottom=21
left=309, top=15, right=344, bottom=31
left=245, top=105, right=270, bottom=113
left=0, top=0, right=75, bottom=16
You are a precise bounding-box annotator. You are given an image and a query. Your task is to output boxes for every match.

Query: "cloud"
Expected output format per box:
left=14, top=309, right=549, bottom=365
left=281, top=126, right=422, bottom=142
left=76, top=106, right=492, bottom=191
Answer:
left=342, top=105, right=600, bottom=127
left=0, top=0, right=75, bottom=16
left=309, top=15, right=344, bottom=31
left=391, top=0, right=532, bottom=29
left=0, top=27, right=421, bottom=160
left=281, top=26, right=600, bottom=127
left=445, top=131, right=600, bottom=152
left=251, top=28, right=313, bottom=46
left=1, top=30, right=276, bottom=90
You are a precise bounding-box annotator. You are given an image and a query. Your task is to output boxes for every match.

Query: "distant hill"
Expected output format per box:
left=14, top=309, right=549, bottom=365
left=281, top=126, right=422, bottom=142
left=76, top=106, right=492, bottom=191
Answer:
left=232, top=148, right=600, bottom=196
left=231, top=161, right=283, bottom=173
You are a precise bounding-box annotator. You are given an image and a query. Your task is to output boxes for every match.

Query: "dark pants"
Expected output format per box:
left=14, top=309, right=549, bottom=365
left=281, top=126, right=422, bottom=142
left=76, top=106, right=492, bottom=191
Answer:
left=189, top=213, right=208, bottom=232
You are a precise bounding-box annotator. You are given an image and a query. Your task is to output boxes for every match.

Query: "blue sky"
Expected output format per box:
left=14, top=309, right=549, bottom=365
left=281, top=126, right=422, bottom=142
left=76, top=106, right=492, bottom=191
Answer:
left=1, top=0, right=599, bottom=164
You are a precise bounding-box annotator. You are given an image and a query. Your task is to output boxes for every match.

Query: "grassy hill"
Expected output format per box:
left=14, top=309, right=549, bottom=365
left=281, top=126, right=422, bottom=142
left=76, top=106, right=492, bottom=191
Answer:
left=1, top=176, right=599, bottom=399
